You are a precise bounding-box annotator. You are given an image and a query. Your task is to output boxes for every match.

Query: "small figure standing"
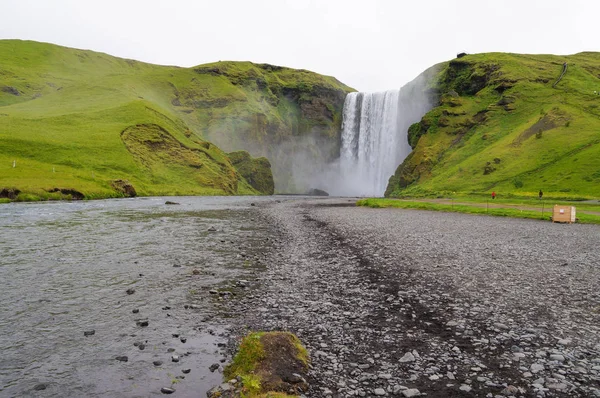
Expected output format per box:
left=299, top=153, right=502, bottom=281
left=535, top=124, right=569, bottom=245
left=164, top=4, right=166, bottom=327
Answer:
left=539, top=189, right=543, bottom=200
left=491, top=191, right=496, bottom=200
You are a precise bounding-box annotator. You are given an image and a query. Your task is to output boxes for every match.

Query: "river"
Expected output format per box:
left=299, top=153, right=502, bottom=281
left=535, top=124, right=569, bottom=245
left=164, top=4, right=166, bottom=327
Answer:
left=0, top=196, right=279, bottom=397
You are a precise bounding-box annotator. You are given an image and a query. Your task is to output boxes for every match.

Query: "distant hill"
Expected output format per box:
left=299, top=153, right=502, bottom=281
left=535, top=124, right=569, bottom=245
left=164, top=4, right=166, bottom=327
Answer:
left=386, top=52, right=600, bottom=199
left=0, top=40, right=352, bottom=200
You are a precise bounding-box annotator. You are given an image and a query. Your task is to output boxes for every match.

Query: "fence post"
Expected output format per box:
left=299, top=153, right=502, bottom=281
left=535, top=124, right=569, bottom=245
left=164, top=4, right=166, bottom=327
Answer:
left=541, top=200, right=545, bottom=219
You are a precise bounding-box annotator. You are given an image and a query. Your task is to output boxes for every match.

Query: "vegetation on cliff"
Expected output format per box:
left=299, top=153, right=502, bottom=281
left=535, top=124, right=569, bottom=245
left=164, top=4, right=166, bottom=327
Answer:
left=386, top=52, right=600, bottom=199
left=228, top=151, right=275, bottom=195
left=0, top=40, right=351, bottom=200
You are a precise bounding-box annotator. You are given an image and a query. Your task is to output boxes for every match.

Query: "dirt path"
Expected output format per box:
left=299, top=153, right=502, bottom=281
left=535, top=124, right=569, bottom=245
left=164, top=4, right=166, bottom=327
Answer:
left=222, top=198, right=600, bottom=398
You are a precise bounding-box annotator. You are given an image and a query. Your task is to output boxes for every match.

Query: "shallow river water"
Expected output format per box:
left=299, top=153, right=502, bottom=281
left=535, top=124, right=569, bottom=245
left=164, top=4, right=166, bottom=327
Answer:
left=0, top=196, right=279, bottom=397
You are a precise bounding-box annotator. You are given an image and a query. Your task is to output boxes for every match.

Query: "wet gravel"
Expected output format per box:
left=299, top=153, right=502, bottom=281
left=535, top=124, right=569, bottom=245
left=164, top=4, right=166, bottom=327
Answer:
left=224, top=198, right=600, bottom=398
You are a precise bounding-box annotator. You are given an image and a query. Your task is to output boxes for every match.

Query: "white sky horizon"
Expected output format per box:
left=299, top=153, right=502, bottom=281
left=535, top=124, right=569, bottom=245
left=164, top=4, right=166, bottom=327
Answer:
left=1, top=0, right=598, bottom=92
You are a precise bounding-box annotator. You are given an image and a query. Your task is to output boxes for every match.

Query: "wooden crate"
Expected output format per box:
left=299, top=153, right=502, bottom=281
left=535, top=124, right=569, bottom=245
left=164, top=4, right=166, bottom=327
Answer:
left=553, top=205, right=576, bottom=223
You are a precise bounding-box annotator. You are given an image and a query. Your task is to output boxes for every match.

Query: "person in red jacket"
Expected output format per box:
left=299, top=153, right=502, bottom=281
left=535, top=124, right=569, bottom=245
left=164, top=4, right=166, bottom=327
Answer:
left=491, top=191, right=496, bottom=199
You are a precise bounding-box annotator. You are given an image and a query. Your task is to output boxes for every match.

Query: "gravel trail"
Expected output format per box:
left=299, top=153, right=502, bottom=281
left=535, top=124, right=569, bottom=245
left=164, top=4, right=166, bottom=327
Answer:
left=226, top=198, right=600, bottom=398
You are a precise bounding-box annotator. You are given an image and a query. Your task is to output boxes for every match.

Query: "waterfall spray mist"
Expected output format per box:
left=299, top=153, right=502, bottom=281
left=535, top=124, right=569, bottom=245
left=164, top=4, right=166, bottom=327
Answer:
left=328, top=71, right=435, bottom=196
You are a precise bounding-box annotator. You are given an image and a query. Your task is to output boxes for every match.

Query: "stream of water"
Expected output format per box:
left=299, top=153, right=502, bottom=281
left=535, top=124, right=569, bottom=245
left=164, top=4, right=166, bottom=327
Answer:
left=0, top=196, right=277, bottom=397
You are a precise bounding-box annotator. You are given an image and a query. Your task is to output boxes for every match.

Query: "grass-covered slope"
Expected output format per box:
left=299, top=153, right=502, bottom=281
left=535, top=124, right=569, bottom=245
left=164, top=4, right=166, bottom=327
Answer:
left=0, top=40, right=352, bottom=200
left=386, top=52, right=600, bottom=199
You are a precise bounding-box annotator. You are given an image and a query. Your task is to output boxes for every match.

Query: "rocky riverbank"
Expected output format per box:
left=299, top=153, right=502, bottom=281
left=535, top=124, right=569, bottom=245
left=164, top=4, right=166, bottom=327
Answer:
left=220, top=198, right=600, bottom=397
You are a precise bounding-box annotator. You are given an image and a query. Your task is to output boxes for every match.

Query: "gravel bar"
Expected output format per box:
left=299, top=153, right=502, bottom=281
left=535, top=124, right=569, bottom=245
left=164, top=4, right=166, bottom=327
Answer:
left=225, top=198, right=600, bottom=398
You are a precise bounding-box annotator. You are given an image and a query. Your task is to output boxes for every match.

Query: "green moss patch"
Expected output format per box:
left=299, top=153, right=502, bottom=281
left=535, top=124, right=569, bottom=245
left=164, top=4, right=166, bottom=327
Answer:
left=222, top=332, right=309, bottom=397
left=228, top=151, right=274, bottom=195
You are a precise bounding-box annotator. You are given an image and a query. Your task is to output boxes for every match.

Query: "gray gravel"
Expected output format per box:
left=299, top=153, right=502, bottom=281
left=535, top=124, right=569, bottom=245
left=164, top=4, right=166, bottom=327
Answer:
left=225, top=198, right=600, bottom=398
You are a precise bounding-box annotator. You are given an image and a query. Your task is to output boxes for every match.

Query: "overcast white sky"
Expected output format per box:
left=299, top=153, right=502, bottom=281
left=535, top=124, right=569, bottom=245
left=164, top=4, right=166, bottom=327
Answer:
left=1, top=0, right=598, bottom=92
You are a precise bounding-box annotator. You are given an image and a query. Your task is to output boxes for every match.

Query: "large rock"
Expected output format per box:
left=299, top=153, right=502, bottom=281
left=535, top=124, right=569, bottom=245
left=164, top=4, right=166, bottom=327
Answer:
left=227, top=151, right=274, bottom=195
left=0, top=188, right=20, bottom=200
left=111, top=179, right=137, bottom=197
left=217, top=332, right=309, bottom=397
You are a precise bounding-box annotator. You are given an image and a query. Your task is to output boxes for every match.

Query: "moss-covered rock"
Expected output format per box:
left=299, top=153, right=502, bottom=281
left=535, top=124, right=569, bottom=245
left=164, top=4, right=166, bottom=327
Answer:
left=212, top=332, right=309, bottom=398
left=228, top=151, right=274, bottom=195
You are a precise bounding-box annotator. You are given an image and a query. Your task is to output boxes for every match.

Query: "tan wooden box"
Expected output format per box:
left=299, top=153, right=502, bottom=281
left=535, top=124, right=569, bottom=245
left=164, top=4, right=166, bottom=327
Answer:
left=553, top=205, right=576, bottom=223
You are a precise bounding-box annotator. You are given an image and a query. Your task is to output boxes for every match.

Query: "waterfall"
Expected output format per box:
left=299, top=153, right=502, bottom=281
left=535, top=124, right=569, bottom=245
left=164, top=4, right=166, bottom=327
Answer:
left=335, top=76, right=434, bottom=196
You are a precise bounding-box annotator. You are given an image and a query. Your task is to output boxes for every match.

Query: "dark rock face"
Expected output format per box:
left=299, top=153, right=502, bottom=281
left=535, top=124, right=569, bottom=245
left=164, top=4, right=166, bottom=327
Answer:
left=306, top=188, right=329, bottom=196
left=443, top=60, right=500, bottom=96
left=227, top=151, right=274, bottom=195
left=111, top=179, right=137, bottom=197
left=0, top=188, right=20, bottom=199
left=1, top=86, right=20, bottom=96
left=47, top=188, right=85, bottom=200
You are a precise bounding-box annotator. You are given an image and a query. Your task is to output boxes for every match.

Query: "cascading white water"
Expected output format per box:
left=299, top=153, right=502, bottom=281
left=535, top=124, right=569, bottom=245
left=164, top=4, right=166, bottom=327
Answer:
left=335, top=75, right=434, bottom=196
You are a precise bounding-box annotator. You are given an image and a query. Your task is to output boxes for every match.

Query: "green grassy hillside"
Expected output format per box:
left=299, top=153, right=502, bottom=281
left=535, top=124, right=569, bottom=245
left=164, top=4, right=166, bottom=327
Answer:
left=386, top=52, right=600, bottom=199
left=0, top=40, right=352, bottom=201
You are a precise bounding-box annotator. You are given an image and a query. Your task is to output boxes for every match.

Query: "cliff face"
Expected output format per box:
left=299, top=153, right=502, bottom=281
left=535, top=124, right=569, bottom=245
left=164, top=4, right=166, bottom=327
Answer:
left=227, top=151, right=274, bottom=195
left=386, top=52, right=600, bottom=198
left=180, top=62, right=354, bottom=192
left=0, top=40, right=350, bottom=200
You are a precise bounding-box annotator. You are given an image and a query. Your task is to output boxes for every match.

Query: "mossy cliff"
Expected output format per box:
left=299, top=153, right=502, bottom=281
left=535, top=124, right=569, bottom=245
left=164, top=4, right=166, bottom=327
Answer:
left=228, top=151, right=274, bottom=195
left=0, top=40, right=352, bottom=200
left=186, top=61, right=354, bottom=192
left=386, top=52, right=600, bottom=198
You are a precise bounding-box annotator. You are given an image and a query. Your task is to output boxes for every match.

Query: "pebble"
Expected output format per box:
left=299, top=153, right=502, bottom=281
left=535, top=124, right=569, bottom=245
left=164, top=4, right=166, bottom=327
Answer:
left=182, top=368, right=191, bottom=374
left=83, top=330, right=95, bottom=336
left=501, top=385, right=519, bottom=395
left=399, top=352, right=415, bottom=363
left=209, top=363, right=219, bottom=372
left=374, top=388, right=386, bottom=396
left=530, top=363, right=545, bottom=373
left=126, top=288, right=135, bottom=295
left=171, top=355, right=179, bottom=362
left=160, top=387, right=175, bottom=394
left=153, top=360, right=163, bottom=366
left=132, top=309, right=139, bottom=314
left=115, top=356, right=128, bottom=362
left=401, top=389, right=421, bottom=397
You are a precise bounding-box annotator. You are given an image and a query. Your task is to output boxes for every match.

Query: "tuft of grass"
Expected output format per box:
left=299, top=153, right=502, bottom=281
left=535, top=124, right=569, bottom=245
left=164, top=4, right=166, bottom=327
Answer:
left=225, top=332, right=266, bottom=381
